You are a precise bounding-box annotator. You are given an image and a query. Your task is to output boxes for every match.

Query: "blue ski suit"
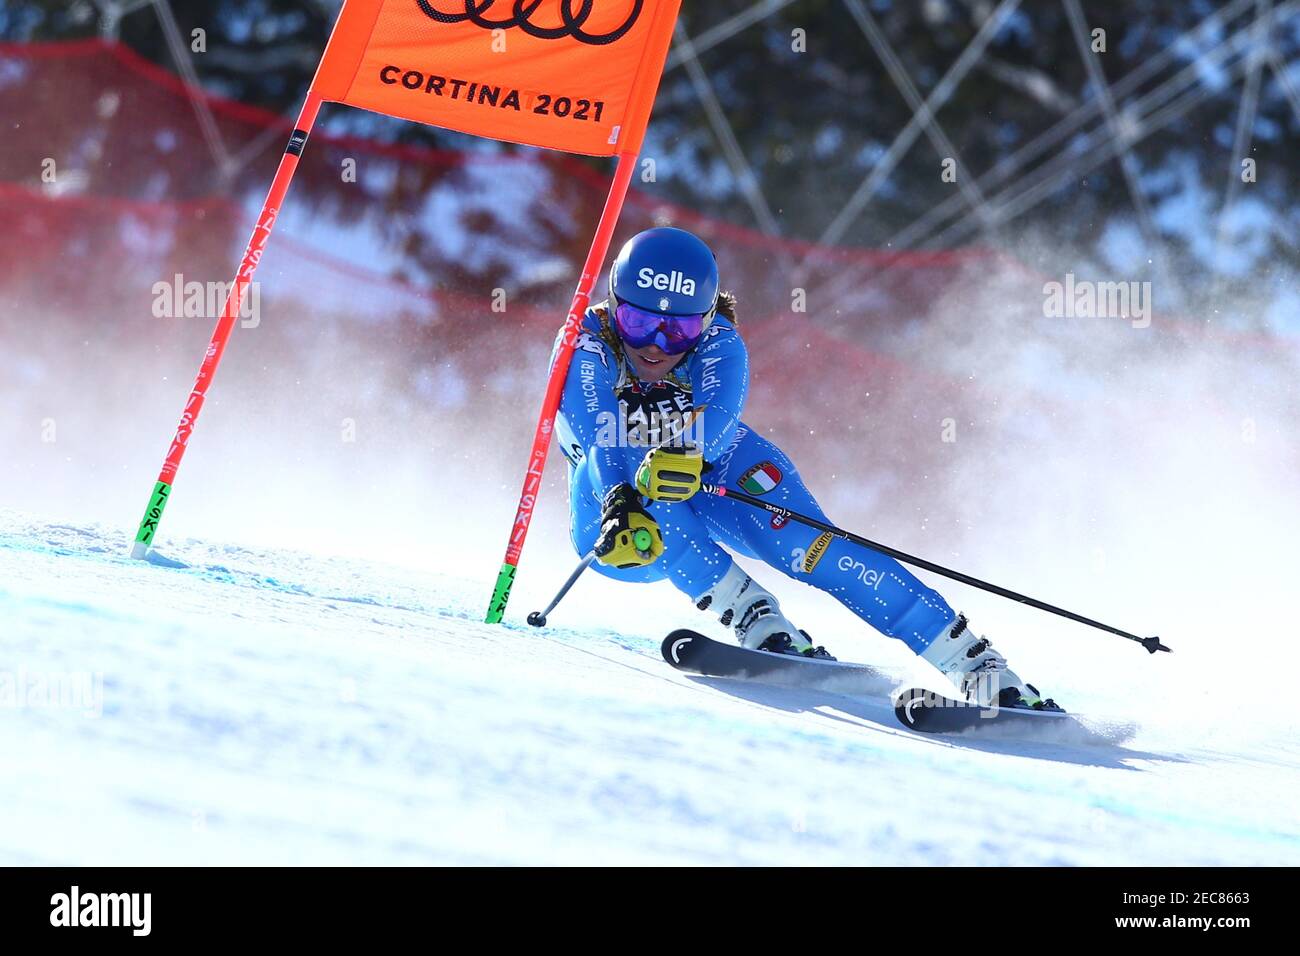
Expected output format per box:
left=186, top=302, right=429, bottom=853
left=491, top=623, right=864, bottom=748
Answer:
left=555, top=304, right=954, bottom=653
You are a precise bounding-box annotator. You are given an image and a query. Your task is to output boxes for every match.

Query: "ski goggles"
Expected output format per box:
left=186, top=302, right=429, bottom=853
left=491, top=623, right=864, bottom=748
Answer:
left=612, top=301, right=708, bottom=356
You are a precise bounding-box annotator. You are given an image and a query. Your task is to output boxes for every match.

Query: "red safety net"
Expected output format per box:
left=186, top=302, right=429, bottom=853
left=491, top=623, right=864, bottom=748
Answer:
left=0, top=42, right=1016, bottom=510
left=5, top=40, right=1287, bottom=549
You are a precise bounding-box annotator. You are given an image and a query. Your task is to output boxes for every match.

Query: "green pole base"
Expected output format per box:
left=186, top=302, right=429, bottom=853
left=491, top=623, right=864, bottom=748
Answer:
left=131, top=480, right=172, bottom=559
left=485, top=561, right=516, bottom=623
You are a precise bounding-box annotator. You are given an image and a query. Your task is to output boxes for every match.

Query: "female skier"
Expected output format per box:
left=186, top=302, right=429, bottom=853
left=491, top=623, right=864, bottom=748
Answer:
left=556, top=226, right=1058, bottom=710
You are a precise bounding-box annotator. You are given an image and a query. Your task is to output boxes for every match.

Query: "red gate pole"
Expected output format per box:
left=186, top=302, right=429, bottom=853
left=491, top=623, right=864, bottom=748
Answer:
left=130, top=92, right=324, bottom=559
left=484, top=149, right=640, bottom=622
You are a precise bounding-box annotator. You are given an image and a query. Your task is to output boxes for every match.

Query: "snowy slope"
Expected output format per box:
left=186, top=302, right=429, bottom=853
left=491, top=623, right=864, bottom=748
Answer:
left=3, top=510, right=1298, bottom=866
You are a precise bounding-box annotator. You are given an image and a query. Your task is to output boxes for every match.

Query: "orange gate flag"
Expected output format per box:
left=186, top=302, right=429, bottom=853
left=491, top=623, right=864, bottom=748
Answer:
left=312, top=0, right=680, bottom=155
left=130, top=0, right=681, bottom=611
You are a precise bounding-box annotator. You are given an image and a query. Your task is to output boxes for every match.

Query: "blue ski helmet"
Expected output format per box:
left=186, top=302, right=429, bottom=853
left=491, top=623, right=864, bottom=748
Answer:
left=609, top=227, right=720, bottom=323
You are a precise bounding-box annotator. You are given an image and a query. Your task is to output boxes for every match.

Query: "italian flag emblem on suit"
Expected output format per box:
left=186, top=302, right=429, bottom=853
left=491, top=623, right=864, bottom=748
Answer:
left=740, top=462, right=782, bottom=495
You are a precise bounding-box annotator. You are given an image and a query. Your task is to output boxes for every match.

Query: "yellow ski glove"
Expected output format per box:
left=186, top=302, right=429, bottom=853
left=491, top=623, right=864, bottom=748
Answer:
left=635, top=444, right=704, bottom=503
left=593, top=484, right=665, bottom=569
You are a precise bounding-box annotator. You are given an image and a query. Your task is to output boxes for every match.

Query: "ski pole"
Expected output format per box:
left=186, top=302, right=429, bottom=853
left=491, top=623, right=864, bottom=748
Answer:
left=527, top=551, right=598, bottom=627
left=701, top=483, right=1170, bottom=654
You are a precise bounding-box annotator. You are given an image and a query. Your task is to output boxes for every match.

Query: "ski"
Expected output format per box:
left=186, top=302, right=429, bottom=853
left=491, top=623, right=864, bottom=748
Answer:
left=663, top=630, right=1085, bottom=738
left=660, top=628, right=892, bottom=695
left=893, top=686, right=1074, bottom=735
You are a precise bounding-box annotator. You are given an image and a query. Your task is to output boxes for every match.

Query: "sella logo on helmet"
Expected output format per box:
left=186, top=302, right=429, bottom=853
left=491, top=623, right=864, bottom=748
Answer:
left=415, top=0, right=645, bottom=45
left=636, top=267, right=697, bottom=296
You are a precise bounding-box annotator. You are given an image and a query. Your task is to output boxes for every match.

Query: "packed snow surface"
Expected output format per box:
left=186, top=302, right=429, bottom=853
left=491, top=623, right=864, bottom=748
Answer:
left=3, top=511, right=1297, bottom=865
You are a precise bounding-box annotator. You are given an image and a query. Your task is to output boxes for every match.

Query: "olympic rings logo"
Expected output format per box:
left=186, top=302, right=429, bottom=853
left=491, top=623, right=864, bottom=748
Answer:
left=415, top=1, right=644, bottom=45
